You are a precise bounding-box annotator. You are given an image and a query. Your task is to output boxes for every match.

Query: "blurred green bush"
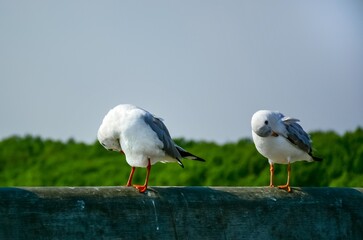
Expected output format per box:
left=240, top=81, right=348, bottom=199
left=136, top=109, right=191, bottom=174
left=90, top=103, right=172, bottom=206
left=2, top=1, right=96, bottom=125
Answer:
left=0, top=128, right=362, bottom=187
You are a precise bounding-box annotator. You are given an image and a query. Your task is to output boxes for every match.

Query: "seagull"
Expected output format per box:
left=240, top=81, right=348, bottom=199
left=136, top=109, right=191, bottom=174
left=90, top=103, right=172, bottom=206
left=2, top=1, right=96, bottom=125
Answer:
left=251, top=110, right=322, bottom=192
left=97, top=104, right=205, bottom=193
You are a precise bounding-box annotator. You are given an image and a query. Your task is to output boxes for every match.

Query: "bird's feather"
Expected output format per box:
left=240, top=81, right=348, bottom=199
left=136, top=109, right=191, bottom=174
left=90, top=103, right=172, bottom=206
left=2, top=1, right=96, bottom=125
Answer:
left=142, top=112, right=182, bottom=160
left=282, top=117, right=312, bottom=154
left=175, top=145, right=205, bottom=162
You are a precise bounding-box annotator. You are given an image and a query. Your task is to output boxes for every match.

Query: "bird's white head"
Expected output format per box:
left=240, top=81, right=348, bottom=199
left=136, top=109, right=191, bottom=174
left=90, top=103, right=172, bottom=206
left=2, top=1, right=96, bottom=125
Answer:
left=97, top=129, right=122, bottom=152
left=97, top=104, right=130, bottom=152
left=251, top=110, right=282, bottom=137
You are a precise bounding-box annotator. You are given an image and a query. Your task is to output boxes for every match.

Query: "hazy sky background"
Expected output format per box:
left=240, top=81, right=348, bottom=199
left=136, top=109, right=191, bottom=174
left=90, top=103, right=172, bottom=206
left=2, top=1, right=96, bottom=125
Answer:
left=1, top=1, right=362, bottom=144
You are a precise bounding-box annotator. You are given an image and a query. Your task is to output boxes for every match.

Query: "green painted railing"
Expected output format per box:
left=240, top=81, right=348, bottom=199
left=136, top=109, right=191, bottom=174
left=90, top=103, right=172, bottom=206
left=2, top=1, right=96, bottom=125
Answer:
left=0, top=187, right=362, bottom=239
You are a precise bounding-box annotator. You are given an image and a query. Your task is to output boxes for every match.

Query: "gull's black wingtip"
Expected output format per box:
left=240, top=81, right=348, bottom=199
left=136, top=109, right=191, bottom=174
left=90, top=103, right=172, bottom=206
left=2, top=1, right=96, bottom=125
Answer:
left=177, top=159, right=185, bottom=168
left=312, top=155, right=323, bottom=162
left=176, top=146, right=206, bottom=162
left=192, top=156, right=206, bottom=162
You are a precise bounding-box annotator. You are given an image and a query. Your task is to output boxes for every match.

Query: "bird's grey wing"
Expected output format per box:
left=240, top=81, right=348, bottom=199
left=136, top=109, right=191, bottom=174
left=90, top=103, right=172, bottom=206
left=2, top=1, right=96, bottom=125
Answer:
left=281, top=116, right=300, bottom=124
left=282, top=117, right=312, bottom=154
left=282, top=117, right=311, bottom=154
left=143, top=113, right=182, bottom=161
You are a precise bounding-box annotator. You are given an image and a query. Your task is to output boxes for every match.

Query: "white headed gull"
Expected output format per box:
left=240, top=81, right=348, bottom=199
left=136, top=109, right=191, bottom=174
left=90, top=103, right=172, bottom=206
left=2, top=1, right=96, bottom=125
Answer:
left=251, top=110, right=322, bottom=192
left=97, top=104, right=205, bottom=193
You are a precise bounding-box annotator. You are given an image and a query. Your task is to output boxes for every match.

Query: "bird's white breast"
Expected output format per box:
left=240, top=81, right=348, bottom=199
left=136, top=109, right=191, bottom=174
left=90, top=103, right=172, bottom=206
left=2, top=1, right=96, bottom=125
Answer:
left=120, top=110, right=169, bottom=167
left=252, top=131, right=312, bottom=164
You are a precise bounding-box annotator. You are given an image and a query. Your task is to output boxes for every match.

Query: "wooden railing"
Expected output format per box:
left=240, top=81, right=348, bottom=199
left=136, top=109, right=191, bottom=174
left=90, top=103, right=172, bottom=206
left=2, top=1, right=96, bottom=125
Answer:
left=0, top=187, right=362, bottom=239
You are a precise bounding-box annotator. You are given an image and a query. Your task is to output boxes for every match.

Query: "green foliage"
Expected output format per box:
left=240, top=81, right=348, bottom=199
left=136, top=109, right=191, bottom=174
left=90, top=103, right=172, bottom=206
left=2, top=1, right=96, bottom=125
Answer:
left=0, top=128, right=362, bottom=187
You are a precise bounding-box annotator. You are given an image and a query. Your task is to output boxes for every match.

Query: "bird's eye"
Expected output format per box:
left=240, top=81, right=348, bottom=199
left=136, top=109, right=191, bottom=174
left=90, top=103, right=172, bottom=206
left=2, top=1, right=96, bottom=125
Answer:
left=264, top=120, right=268, bottom=125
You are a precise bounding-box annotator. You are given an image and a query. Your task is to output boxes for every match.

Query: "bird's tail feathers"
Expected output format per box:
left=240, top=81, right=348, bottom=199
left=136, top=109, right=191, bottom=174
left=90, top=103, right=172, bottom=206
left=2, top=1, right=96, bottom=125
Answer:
left=176, top=146, right=206, bottom=162
left=177, top=159, right=185, bottom=168
left=311, top=155, right=323, bottom=162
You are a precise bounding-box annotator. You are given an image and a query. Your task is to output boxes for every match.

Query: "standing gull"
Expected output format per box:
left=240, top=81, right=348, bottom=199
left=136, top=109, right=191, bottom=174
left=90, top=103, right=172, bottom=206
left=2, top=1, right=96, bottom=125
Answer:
left=251, top=110, right=322, bottom=192
left=97, top=104, right=205, bottom=193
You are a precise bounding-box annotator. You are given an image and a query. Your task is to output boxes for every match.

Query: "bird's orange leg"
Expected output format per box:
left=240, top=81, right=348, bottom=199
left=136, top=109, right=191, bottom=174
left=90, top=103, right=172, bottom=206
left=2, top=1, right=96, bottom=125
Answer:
left=278, top=162, right=292, bottom=192
left=269, top=163, right=274, bottom=187
left=133, top=159, right=151, bottom=193
left=126, top=167, right=135, bottom=187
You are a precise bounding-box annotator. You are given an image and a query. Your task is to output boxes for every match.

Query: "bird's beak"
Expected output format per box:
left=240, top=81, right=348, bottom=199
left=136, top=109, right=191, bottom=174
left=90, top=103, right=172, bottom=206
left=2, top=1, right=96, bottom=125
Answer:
left=255, top=126, right=272, bottom=137
left=271, top=131, right=279, bottom=137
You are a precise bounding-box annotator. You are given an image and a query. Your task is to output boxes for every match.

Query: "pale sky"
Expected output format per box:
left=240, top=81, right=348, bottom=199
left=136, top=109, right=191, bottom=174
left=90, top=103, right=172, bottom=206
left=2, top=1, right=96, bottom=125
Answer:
left=1, top=1, right=362, bottom=143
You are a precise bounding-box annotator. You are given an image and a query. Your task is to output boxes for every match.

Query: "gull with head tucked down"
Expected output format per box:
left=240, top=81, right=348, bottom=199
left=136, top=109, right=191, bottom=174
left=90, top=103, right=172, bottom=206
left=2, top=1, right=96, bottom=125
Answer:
left=251, top=110, right=322, bottom=192
left=97, top=104, right=205, bottom=193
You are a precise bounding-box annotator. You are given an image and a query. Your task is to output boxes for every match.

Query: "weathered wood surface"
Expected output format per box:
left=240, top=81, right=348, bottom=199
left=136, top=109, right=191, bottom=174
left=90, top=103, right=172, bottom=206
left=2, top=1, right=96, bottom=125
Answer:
left=0, top=187, right=362, bottom=239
